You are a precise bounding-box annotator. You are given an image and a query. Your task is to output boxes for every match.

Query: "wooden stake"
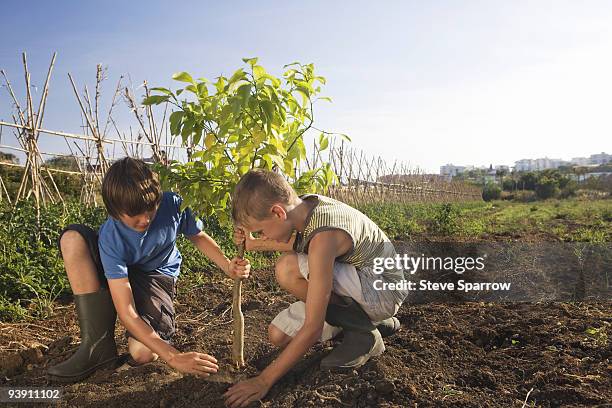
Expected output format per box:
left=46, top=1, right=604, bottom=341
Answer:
left=232, top=242, right=245, bottom=369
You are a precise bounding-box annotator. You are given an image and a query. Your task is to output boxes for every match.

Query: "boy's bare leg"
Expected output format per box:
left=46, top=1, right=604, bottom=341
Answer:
left=49, top=230, right=118, bottom=381
left=269, top=253, right=344, bottom=348
left=128, top=337, right=159, bottom=364
left=274, top=253, right=308, bottom=301
left=275, top=252, right=342, bottom=304
left=268, top=324, right=292, bottom=348
left=60, top=230, right=101, bottom=294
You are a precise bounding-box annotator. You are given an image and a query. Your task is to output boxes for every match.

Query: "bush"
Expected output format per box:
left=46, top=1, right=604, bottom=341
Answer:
left=482, top=183, right=502, bottom=201
left=431, top=203, right=460, bottom=235
left=0, top=200, right=107, bottom=321
left=559, top=180, right=578, bottom=199
left=513, top=191, right=537, bottom=202
left=502, top=179, right=516, bottom=192
left=0, top=164, right=84, bottom=199
left=535, top=176, right=559, bottom=199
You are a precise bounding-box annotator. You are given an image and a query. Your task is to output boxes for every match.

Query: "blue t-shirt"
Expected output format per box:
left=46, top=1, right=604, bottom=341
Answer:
left=98, top=192, right=203, bottom=280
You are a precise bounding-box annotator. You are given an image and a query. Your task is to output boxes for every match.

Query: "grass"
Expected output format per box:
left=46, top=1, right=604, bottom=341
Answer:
left=359, top=198, right=611, bottom=242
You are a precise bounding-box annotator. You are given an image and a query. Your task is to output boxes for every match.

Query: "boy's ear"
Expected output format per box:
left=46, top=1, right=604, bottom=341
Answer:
left=270, top=204, right=287, bottom=220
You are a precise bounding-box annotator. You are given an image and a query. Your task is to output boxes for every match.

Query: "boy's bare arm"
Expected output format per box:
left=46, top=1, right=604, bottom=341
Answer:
left=188, top=232, right=250, bottom=279
left=257, top=230, right=346, bottom=387
left=233, top=228, right=296, bottom=252
left=107, top=278, right=218, bottom=376
left=188, top=232, right=231, bottom=272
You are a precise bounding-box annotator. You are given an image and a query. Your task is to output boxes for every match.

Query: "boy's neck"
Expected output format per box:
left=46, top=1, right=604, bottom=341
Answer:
left=288, top=196, right=317, bottom=232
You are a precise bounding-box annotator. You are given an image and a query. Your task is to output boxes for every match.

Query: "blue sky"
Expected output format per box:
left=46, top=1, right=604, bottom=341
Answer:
left=1, top=0, right=611, bottom=173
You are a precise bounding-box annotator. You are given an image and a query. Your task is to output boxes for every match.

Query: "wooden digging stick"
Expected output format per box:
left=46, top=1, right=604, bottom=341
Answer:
left=232, top=241, right=245, bottom=369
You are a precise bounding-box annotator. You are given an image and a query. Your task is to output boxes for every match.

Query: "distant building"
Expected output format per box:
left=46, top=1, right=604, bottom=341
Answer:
left=590, top=152, right=612, bottom=165
left=440, top=164, right=460, bottom=177
left=571, top=157, right=590, bottom=166
left=514, top=159, right=533, bottom=172
left=441, top=152, right=609, bottom=176
left=513, top=157, right=569, bottom=172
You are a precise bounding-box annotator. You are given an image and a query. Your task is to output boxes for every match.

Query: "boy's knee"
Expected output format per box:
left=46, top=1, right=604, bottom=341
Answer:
left=268, top=324, right=290, bottom=348
left=128, top=339, right=158, bottom=364
left=60, top=230, right=85, bottom=253
left=274, top=253, right=299, bottom=288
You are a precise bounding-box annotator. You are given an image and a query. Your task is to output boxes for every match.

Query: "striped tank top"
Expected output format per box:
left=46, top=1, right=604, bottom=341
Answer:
left=293, top=194, right=408, bottom=307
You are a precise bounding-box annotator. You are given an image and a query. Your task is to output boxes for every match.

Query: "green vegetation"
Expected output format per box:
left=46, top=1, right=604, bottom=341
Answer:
left=0, top=199, right=273, bottom=322
left=1, top=197, right=609, bottom=322
left=456, top=167, right=611, bottom=201
left=144, top=58, right=344, bottom=221
left=0, top=164, right=83, bottom=199
left=482, top=183, right=502, bottom=201
left=358, top=198, right=611, bottom=242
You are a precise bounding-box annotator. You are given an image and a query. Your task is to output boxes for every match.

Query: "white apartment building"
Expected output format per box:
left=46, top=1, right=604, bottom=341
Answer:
left=589, top=152, right=612, bottom=165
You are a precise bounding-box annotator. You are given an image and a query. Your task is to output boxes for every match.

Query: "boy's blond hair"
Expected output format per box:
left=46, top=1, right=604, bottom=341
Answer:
left=232, top=169, right=298, bottom=226
left=102, top=157, right=162, bottom=218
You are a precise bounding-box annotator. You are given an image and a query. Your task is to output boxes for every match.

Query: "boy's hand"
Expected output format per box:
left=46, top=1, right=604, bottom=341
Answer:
left=227, top=257, right=251, bottom=280
left=167, top=351, right=219, bottom=377
left=233, top=227, right=275, bottom=251
left=224, top=375, right=271, bottom=408
left=233, top=228, right=252, bottom=250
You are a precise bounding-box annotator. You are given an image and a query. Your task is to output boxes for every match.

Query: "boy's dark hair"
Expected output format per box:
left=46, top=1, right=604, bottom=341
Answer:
left=102, top=157, right=162, bottom=218
left=232, top=169, right=298, bottom=227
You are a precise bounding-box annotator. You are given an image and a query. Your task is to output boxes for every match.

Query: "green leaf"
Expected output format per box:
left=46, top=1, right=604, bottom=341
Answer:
left=260, top=99, right=274, bottom=120
left=150, top=87, right=173, bottom=96
left=142, top=95, right=170, bottom=105
left=215, top=76, right=227, bottom=93
left=242, top=57, right=259, bottom=67
left=172, top=71, right=195, bottom=84
left=185, top=84, right=198, bottom=94
left=229, top=68, right=246, bottom=85
left=283, top=61, right=301, bottom=68
left=204, top=133, right=216, bottom=149
left=237, top=84, right=252, bottom=107
left=169, top=111, right=183, bottom=135
left=319, top=133, right=329, bottom=151
left=253, top=65, right=266, bottom=81
left=196, top=82, right=209, bottom=98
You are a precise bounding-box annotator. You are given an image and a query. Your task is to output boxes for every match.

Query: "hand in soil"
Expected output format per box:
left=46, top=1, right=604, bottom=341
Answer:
left=224, top=375, right=271, bottom=408
left=227, top=257, right=251, bottom=279
left=167, top=351, right=219, bottom=377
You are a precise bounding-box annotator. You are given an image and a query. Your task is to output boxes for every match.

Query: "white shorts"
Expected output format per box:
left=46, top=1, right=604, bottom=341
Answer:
left=270, top=254, right=400, bottom=341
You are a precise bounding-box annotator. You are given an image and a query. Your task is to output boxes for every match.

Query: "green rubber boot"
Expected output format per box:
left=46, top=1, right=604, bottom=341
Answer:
left=321, top=297, right=385, bottom=369
left=48, top=288, right=118, bottom=382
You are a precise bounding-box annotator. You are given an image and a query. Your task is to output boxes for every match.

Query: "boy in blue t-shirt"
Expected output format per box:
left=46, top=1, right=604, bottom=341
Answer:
left=48, top=157, right=249, bottom=382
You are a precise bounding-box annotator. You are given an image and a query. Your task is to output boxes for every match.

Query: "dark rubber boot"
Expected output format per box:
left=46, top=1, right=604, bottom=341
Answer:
left=376, top=317, right=401, bottom=338
left=321, top=297, right=385, bottom=369
left=48, top=288, right=118, bottom=382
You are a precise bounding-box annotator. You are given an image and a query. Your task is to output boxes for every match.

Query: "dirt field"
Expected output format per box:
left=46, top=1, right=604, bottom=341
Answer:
left=1, top=241, right=610, bottom=407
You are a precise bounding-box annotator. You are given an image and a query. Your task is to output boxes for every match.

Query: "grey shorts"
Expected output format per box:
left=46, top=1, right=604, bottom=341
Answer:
left=271, top=253, right=400, bottom=340
left=58, top=224, right=177, bottom=343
